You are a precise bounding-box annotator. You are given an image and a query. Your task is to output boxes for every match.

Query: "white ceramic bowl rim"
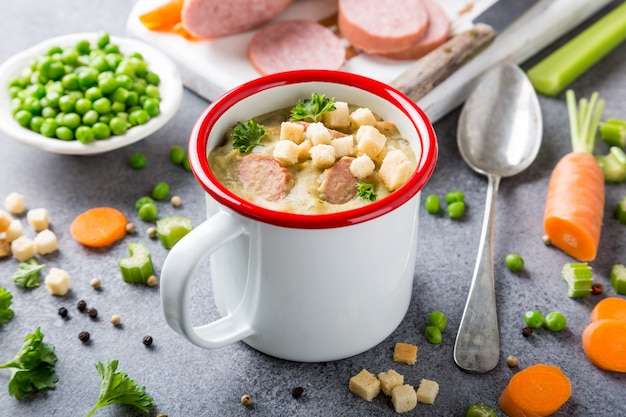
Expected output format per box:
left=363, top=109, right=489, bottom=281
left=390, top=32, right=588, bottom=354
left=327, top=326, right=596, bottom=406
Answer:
left=0, top=32, right=183, bottom=155
left=189, top=69, right=438, bottom=229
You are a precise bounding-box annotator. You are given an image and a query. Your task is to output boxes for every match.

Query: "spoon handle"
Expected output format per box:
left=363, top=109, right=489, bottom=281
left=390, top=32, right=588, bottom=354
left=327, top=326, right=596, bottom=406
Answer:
left=454, top=173, right=500, bottom=373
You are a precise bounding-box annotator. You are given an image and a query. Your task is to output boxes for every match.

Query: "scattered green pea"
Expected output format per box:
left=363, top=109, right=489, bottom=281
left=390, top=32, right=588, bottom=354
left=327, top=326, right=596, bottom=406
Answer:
left=445, top=190, right=465, bottom=204
left=424, top=325, right=442, bottom=344
left=138, top=203, right=158, bottom=222
left=545, top=311, right=566, bottom=332
left=424, top=194, right=441, bottom=214
left=135, top=196, right=154, bottom=211
left=169, top=145, right=185, bottom=165
left=128, top=153, right=147, bottom=169
left=505, top=253, right=524, bottom=272
left=523, top=310, right=545, bottom=329
left=447, top=201, right=465, bottom=219
left=182, top=155, right=191, bottom=171
left=151, top=182, right=170, bottom=201
left=428, top=311, right=447, bottom=332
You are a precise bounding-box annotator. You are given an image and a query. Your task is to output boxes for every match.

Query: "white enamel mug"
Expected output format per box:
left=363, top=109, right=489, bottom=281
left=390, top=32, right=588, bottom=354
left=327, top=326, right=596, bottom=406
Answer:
left=160, top=70, right=438, bottom=362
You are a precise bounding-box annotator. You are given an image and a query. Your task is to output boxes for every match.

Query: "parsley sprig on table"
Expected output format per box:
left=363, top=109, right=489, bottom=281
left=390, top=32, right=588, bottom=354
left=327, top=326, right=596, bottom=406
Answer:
left=86, top=359, right=154, bottom=416
left=11, top=259, right=45, bottom=288
left=232, top=119, right=268, bottom=154
left=0, top=287, right=15, bottom=327
left=290, top=92, right=336, bottom=122
left=0, top=327, right=59, bottom=400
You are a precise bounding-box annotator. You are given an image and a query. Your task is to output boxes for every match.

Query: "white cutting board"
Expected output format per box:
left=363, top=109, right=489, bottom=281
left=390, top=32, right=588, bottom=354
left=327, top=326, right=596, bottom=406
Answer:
left=125, top=0, right=498, bottom=102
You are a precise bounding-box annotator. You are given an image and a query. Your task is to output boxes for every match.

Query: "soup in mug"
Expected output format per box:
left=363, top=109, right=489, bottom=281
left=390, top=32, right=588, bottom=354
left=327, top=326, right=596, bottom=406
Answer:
left=208, top=93, right=417, bottom=214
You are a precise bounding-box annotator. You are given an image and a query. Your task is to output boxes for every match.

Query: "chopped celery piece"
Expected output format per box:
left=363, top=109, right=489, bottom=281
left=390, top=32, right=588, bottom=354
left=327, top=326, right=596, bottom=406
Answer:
left=156, top=215, right=192, bottom=249
left=600, top=118, right=626, bottom=148
left=527, top=1, right=626, bottom=96
left=561, top=262, right=593, bottom=298
left=118, top=242, right=153, bottom=284
left=610, top=264, right=626, bottom=295
left=615, top=196, right=626, bottom=224
left=595, top=146, right=626, bottom=183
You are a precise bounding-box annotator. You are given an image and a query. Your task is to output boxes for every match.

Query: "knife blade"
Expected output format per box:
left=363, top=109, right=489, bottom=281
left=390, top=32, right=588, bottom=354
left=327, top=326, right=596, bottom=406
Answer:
left=391, top=0, right=615, bottom=123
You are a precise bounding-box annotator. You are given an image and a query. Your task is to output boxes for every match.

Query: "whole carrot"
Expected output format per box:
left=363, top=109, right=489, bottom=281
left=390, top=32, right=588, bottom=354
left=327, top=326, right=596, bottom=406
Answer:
left=543, top=90, right=605, bottom=261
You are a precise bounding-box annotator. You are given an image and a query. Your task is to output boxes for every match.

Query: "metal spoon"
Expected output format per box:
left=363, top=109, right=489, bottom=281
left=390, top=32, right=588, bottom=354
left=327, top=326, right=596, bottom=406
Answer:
left=454, top=63, right=542, bottom=373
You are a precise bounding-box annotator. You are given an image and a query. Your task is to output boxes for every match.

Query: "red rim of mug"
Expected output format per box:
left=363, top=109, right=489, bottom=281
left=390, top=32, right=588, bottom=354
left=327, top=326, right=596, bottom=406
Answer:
left=188, top=69, right=438, bottom=229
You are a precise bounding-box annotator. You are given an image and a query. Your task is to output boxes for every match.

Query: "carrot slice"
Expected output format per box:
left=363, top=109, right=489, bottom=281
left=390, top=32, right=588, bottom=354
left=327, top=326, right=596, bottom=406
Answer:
left=138, top=0, right=183, bottom=31
left=498, top=364, right=571, bottom=417
left=590, top=297, right=626, bottom=322
left=582, top=319, right=626, bottom=372
left=543, top=151, right=605, bottom=261
left=70, top=207, right=127, bottom=248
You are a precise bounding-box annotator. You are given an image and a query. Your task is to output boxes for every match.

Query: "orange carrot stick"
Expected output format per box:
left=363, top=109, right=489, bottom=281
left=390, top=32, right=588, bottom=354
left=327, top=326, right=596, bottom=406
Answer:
left=582, top=319, right=626, bottom=372
left=70, top=207, right=127, bottom=248
left=543, top=152, right=605, bottom=261
left=590, top=297, right=626, bottom=322
left=543, top=90, right=606, bottom=261
left=498, top=364, right=571, bottom=417
left=138, top=0, right=183, bottom=31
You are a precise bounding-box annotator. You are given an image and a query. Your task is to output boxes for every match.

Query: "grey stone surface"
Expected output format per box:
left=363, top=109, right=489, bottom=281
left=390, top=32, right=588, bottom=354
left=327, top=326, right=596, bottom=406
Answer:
left=1, top=1, right=625, bottom=416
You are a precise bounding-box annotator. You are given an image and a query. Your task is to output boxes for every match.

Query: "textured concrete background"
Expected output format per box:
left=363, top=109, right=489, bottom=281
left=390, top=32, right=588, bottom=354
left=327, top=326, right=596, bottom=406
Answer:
left=1, top=1, right=625, bottom=416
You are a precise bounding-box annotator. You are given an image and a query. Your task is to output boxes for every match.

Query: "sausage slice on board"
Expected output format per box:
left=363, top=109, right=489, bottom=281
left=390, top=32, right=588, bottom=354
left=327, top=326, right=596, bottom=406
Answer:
left=248, top=20, right=346, bottom=75
left=338, top=0, right=429, bottom=54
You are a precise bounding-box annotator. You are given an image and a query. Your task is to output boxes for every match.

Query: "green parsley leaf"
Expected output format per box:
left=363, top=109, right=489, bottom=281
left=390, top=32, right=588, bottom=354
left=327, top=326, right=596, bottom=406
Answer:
left=357, top=182, right=377, bottom=202
left=0, top=327, right=58, bottom=400
left=0, top=287, right=14, bottom=327
left=86, top=359, right=154, bottom=417
left=232, top=119, right=267, bottom=154
left=11, top=259, right=45, bottom=288
left=290, top=93, right=336, bottom=122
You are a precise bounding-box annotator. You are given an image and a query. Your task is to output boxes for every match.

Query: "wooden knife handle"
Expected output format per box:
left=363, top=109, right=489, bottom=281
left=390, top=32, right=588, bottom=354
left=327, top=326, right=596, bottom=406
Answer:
left=391, top=23, right=496, bottom=103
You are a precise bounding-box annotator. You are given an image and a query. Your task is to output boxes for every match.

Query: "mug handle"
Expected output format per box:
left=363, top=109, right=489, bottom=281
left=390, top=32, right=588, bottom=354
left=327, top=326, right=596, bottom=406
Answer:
left=160, top=211, right=255, bottom=349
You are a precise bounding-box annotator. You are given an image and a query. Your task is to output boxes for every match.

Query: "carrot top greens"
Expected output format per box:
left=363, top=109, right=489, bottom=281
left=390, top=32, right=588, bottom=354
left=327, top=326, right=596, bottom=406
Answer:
left=566, top=89, right=605, bottom=154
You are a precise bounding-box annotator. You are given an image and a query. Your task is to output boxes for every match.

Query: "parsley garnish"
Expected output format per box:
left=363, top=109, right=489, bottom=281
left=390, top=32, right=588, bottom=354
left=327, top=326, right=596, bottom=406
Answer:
left=86, top=359, right=154, bottom=416
left=0, top=327, right=58, bottom=400
left=232, top=119, right=268, bottom=153
left=290, top=93, right=336, bottom=122
left=357, top=182, right=377, bottom=202
left=11, top=259, right=45, bottom=288
left=0, top=287, right=14, bottom=327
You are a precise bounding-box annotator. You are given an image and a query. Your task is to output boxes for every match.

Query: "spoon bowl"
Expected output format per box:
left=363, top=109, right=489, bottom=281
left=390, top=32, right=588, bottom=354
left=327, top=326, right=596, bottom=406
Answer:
left=454, top=63, right=542, bottom=373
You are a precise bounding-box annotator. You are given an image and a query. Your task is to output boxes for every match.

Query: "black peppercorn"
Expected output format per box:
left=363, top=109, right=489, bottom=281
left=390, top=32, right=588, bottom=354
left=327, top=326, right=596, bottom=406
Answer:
left=78, top=331, right=90, bottom=343
left=522, top=326, right=533, bottom=337
left=87, top=307, right=98, bottom=318
left=58, top=306, right=68, bottom=318
left=143, top=335, right=153, bottom=346
left=77, top=299, right=87, bottom=312
left=291, top=386, right=305, bottom=399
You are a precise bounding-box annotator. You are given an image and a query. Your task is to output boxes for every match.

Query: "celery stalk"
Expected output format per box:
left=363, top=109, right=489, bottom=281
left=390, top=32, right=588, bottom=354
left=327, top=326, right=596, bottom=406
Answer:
left=527, top=1, right=626, bottom=96
left=561, top=262, right=593, bottom=298
left=156, top=216, right=193, bottom=249
left=614, top=196, right=626, bottom=224
left=610, top=264, right=626, bottom=295
left=600, top=118, right=626, bottom=148
left=118, top=242, right=153, bottom=284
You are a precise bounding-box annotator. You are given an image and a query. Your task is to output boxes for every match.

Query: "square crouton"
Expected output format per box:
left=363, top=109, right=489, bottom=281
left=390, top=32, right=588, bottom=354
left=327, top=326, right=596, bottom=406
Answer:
left=415, top=378, right=439, bottom=405
left=378, top=369, right=404, bottom=396
left=306, top=122, right=332, bottom=145
left=330, top=135, right=355, bottom=158
left=5, top=219, right=23, bottom=243
left=34, top=229, right=58, bottom=255
left=280, top=121, right=305, bottom=144
left=350, top=155, right=375, bottom=180
left=323, top=101, right=351, bottom=130
left=394, top=342, right=418, bottom=365
left=27, top=208, right=49, bottom=232
left=356, top=125, right=386, bottom=159
left=0, top=210, right=11, bottom=233
left=11, top=235, right=35, bottom=262
left=349, top=369, right=380, bottom=402
left=350, top=107, right=377, bottom=128
left=273, top=140, right=300, bottom=166
left=391, top=384, right=417, bottom=413
left=310, top=144, right=337, bottom=169
left=4, top=192, right=26, bottom=215
left=298, top=139, right=312, bottom=160
left=379, top=149, right=413, bottom=191
left=45, top=267, right=70, bottom=296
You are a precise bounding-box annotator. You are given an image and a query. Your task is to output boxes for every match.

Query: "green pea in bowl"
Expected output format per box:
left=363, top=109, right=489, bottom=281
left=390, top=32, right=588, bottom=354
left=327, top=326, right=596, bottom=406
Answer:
left=0, top=32, right=183, bottom=155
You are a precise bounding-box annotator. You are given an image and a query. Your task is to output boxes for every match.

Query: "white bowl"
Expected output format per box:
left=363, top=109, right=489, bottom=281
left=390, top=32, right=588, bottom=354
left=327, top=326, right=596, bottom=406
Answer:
left=0, top=33, right=183, bottom=155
